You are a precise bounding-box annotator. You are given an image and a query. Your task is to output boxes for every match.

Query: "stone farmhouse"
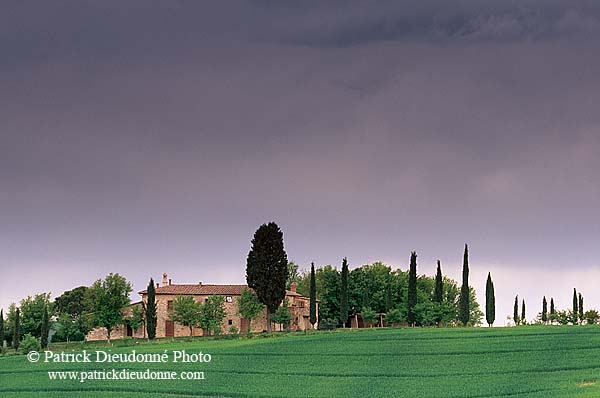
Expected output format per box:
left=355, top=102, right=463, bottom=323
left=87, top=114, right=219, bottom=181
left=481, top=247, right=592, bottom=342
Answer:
left=86, top=273, right=315, bottom=340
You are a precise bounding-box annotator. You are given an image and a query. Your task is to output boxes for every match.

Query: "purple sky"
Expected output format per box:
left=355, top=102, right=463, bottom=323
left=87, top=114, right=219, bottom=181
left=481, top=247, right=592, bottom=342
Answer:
left=2, top=1, right=600, bottom=324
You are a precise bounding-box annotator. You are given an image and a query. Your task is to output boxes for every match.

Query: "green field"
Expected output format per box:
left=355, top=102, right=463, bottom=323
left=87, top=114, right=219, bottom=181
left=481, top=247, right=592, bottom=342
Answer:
left=2, top=326, right=600, bottom=397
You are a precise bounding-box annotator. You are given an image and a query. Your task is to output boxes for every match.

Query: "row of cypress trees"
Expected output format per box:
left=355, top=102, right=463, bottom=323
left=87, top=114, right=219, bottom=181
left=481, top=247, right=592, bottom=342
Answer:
left=1, top=305, right=52, bottom=352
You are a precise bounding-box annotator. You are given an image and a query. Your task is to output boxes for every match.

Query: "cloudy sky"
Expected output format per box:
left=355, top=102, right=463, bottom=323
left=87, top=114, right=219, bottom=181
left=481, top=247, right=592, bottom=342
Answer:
left=2, top=1, right=600, bottom=324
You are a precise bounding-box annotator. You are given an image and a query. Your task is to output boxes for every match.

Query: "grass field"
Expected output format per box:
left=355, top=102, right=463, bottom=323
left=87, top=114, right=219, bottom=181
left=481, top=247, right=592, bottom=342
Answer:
left=2, top=326, right=600, bottom=397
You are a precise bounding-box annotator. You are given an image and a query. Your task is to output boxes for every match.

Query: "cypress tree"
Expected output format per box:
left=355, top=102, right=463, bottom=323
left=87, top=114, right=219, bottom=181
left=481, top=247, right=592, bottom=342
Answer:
left=340, top=257, right=349, bottom=327
left=0, top=309, right=4, bottom=348
left=434, top=260, right=443, bottom=303
left=572, top=288, right=578, bottom=325
left=541, top=296, right=548, bottom=324
left=385, top=278, right=393, bottom=312
left=40, top=305, right=49, bottom=349
left=458, top=244, right=470, bottom=326
left=550, top=298, right=556, bottom=323
left=309, top=262, right=317, bottom=328
left=13, top=308, right=20, bottom=351
left=513, top=296, right=520, bottom=325
left=485, top=272, right=495, bottom=327
left=578, top=293, right=584, bottom=324
left=407, top=251, right=418, bottom=326
left=246, top=222, right=288, bottom=333
left=146, top=278, right=157, bottom=339
left=521, top=299, right=526, bottom=325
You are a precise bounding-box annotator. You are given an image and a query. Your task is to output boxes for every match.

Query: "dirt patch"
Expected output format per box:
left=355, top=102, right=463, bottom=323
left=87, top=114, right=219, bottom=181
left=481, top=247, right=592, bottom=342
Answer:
left=579, top=381, right=597, bottom=387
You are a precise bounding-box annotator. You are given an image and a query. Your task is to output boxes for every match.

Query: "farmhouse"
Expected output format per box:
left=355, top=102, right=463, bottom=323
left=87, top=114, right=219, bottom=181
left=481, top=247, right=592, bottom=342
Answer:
left=86, top=273, right=315, bottom=340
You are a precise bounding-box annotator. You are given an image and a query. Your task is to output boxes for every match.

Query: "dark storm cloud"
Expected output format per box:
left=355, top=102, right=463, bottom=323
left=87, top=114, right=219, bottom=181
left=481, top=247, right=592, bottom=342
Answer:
left=1, top=1, right=600, bottom=322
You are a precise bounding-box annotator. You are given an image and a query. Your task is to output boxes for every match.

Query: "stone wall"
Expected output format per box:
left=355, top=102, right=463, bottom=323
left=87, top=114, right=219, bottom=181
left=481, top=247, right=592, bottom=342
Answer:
left=86, top=292, right=317, bottom=341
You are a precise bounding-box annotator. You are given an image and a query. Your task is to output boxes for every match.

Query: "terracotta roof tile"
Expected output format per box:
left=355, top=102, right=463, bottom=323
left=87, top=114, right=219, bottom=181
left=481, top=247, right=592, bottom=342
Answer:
left=138, top=284, right=303, bottom=298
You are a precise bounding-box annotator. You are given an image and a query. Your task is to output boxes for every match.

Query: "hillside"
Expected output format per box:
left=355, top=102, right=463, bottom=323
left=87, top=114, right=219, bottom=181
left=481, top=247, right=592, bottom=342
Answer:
left=1, top=326, right=600, bottom=397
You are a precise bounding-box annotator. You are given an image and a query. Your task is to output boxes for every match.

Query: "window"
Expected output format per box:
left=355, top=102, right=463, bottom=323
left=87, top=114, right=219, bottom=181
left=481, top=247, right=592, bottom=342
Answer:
left=226, top=296, right=233, bottom=303
left=205, top=298, right=209, bottom=303
left=228, top=319, right=233, bottom=325
left=167, top=300, right=173, bottom=310
left=299, top=301, right=305, bottom=308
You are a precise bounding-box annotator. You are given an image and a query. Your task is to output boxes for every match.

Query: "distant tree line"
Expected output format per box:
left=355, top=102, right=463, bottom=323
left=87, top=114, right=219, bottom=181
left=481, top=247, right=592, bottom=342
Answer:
left=292, top=245, right=483, bottom=328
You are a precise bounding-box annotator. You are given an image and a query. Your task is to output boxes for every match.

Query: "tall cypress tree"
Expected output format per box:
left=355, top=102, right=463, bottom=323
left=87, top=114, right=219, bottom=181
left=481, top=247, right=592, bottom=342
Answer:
left=0, top=309, right=4, bottom=348
left=385, top=278, right=393, bottom=312
left=458, top=244, right=470, bottom=326
left=521, top=299, right=526, bottom=325
left=309, top=262, right=317, bottom=328
left=550, top=298, right=556, bottom=323
left=434, top=260, right=443, bottom=303
left=146, top=278, right=157, bottom=339
left=578, top=293, right=584, bottom=324
left=572, top=288, right=578, bottom=325
left=513, top=296, right=520, bottom=325
left=407, top=251, right=418, bottom=326
left=485, top=272, right=495, bottom=327
left=340, top=257, right=349, bottom=327
left=541, top=296, right=548, bottom=324
left=40, top=305, right=49, bottom=349
left=13, top=308, right=20, bottom=351
left=246, top=222, right=288, bottom=333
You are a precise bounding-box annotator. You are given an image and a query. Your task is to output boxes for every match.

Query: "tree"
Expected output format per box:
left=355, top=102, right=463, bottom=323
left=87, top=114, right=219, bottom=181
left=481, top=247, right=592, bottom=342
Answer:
left=286, top=261, right=300, bottom=289
left=578, top=293, right=584, bottom=324
left=13, top=308, right=20, bottom=350
left=340, top=257, right=349, bottom=327
left=246, top=222, right=288, bottom=333
left=458, top=244, right=470, bottom=326
left=4, top=304, right=17, bottom=347
left=407, top=252, right=418, bottom=326
left=53, top=287, right=91, bottom=340
left=200, top=295, right=226, bottom=335
left=584, top=310, right=600, bottom=325
left=521, top=299, right=526, bottom=325
left=87, top=273, right=132, bottom=343
left=485, top=272, right=495, bottom=327
left=434, top=261, right=443, bottom=303
left=550, top=298, right=556, bottom=323
left=541, top=296, right=548, bottom=324
left=361, top=307, right=377, bottom=327
left=386, top=308, right=403, bottom=326
left=309, top=262, right=317, bottom=328
left=0, top=309, right=4, bottom=348
left=385, top=279, right=393, bottom=312
left=129, top=306, right=144, bottom=337
left=270, top=300, right=292, bottom=331
left=145, top=278, right=157, bottom=340
left=54, top=286, right=89, bottom=317
left=20, top=293, right=51, bottom=338
left=237, top=288, right=264, bottom=334
left=40, top=305, right=49, bottom=349
left=172, top=295, right=200, bottom=336
left=316, top=265, right=341, bottom=324
left=513, top=296, right=520, bottom=325
left=572, top=288, right=578, bottom=325
left=54, top=313, right=82, bottom=346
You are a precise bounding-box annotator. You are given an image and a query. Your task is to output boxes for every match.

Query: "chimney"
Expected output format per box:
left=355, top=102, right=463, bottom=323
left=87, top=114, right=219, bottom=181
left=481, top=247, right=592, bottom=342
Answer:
left=169, top=278, right=172, bottom=286
left=198, top=281, right=202, bottom=287
left=162, top=273, right=168, bottom=287
left=156, top=283, right=159, bottom=288
left=290, top=282, right=297, bottom=292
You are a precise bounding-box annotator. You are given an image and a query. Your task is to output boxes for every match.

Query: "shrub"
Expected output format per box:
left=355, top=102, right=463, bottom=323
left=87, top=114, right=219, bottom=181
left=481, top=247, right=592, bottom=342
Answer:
left=386, top=308, right=403, bottom=326
left=318, top=318, right=337, bottom=330
left=584, top=310, right=600, bottom=325
left=362, top=308, right=378, bottom=327
left=19, top=334, right=41, bottom=354
left=229, top=326, right=239, bottom=334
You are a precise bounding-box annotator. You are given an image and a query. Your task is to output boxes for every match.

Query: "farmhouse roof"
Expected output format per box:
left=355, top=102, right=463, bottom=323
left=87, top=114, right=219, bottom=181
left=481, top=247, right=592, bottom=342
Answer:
left=138, top=284, right=301, bottom=297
